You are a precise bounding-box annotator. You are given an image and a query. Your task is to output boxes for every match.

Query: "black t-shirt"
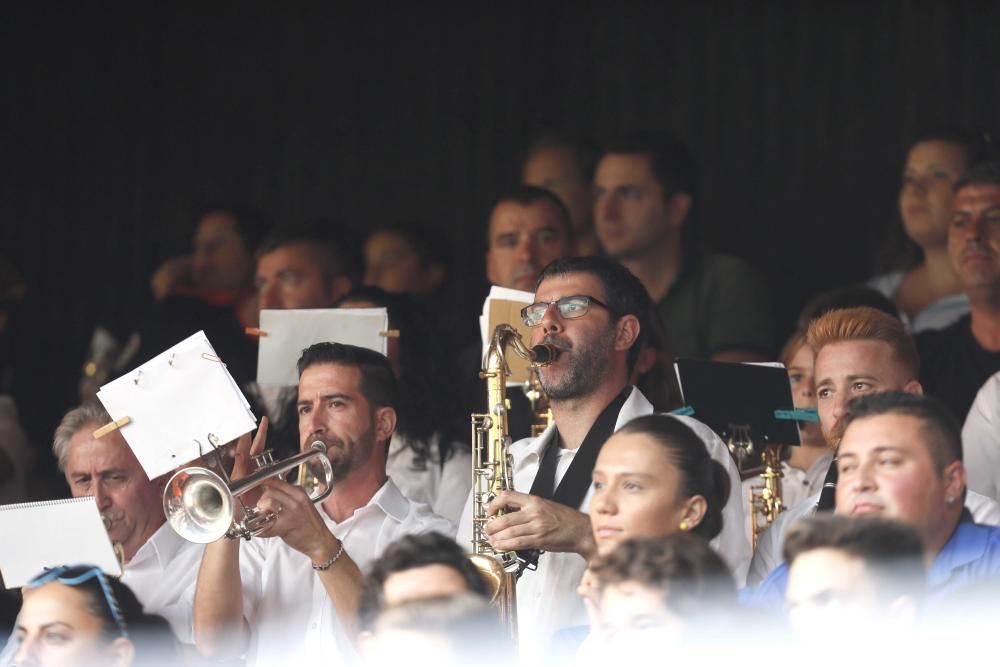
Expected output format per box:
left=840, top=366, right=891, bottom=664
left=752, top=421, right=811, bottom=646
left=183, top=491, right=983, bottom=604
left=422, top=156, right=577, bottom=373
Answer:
left=915, top=315, right=1000, bottom=421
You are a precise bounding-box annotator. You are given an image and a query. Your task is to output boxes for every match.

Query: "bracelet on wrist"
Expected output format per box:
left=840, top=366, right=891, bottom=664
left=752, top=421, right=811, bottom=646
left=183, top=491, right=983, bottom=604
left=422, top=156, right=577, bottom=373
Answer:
left=312, top=542, right=345, bottom=571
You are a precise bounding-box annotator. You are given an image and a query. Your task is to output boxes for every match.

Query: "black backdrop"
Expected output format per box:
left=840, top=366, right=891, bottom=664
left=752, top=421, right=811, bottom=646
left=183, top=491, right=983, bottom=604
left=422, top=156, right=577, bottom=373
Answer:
left=2, top=1, right=999, bottom=446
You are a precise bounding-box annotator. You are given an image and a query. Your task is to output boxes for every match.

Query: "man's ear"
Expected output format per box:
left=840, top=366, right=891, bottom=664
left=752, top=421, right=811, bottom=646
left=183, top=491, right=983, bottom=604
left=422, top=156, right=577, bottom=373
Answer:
left=903, top=380, right=923, bottom=396
left=943, top=461, right=966, bottom=504
left=614, top=314, right=641, bottom=353
left=665, top=192, right=692, bottom=231
left=373, top=407, right=397, bottom=445
left=485, top=249, right=498, bottom=286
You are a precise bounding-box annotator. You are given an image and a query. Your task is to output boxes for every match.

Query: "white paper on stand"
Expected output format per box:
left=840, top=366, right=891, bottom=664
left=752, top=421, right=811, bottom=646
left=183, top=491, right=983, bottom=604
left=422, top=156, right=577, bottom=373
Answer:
left=256, top=308, right=389, bottom=387
left=479, top=286, right=536, bottom=386
left=0, top=497, right=121, bottom=588
left=97, top=331, right=257, bottom=480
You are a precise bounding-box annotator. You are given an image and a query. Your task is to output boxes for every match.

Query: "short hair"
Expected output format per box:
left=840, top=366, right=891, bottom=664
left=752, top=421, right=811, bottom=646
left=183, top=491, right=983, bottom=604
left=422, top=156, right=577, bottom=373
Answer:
left=367, top=221, right=452, bottom=271
left=843, top=392, right=962, bottom=470
left=590, top=535, right=735, bottom=615
left=490, top=184, right=574, bottom=243
left=805, top=306, right=919, bottom=378
left=602, top=131, right=698, bottom=200
left=783, top=515, right=926, bottom=602
left=955, top=161, right=1000, bottom=193
left=614, top=415, right=731, bottom=540
left=296, top=343, right=398, bottom=410
left=255, top=229, right=354, bottom=284
left=522, top=130, right=599, bottom=181
left=358, top=532, right=490, bottom=632
left=194, top=204, right=271, bottom=253
left=52, top=401, right=113, bottom=472
left=535, top=256, right=652, bottom=374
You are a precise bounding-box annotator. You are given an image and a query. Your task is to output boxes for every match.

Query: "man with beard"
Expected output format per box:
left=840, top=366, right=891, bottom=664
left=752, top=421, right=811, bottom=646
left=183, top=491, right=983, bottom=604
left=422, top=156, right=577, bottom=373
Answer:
left=457, top=256, right=747, bottom=657
left=193, top=343, right=453, bottom=666
left=748, top=307, right=1000, bottom=587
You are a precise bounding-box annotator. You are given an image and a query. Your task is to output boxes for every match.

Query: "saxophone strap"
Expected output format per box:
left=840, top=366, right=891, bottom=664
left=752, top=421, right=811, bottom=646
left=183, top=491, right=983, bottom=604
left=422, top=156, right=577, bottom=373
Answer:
left=815, top=454, right=839, bottom=512
left=529, top=385, right=633, bottom=508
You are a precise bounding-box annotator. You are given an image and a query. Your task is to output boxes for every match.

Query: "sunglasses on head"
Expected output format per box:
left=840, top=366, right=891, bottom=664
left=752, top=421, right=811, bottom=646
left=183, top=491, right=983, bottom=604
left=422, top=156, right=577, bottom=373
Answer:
left=28, top=565, right=129, bottom=638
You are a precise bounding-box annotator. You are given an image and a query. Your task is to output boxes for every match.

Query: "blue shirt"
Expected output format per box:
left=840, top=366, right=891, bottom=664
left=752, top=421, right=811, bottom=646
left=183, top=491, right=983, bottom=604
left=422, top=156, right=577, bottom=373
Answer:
left=748, top=511, right=1000, bottom=606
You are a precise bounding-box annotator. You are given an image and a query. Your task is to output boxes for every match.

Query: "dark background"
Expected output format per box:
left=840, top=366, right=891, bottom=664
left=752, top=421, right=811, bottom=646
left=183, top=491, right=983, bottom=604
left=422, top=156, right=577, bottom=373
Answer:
left=2, top=0, right=999, bottom=450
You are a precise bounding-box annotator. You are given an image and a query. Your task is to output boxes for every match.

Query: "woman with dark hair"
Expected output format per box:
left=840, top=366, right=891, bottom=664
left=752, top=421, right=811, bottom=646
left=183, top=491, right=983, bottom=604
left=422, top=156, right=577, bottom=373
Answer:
left=590, top=414, right=732, bottom=555
left=337, top=287, right=470, bottom=525
left=7, top=564, right=175, bottom=667
left=869, top=129, right=992, bottom=331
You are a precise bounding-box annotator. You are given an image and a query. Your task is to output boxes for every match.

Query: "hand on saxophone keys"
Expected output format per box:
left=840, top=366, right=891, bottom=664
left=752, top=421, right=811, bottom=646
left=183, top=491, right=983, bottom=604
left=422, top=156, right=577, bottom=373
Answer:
left=484, top=490, right=597, bottom=560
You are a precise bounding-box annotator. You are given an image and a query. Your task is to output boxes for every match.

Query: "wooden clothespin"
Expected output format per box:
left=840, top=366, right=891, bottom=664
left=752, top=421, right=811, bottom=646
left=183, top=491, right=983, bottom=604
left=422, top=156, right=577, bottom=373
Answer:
left=93, top=416, right=131, bottom=439
left=379, top=329, right=401, bottom=338
left=245, top=327, right=268, bottom=338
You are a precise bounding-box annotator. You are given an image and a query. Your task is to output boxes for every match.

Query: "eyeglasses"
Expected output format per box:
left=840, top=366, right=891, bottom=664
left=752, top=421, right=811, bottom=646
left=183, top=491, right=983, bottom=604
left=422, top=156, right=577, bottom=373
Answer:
left=520, top=294, right=611, bottom=327
left=27, top=565, right=129, bottom=638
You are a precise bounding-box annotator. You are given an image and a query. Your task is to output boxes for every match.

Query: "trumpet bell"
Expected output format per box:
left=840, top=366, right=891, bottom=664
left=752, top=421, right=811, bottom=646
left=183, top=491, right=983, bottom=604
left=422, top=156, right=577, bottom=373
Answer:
left=163, top=467, right=235, bottom=544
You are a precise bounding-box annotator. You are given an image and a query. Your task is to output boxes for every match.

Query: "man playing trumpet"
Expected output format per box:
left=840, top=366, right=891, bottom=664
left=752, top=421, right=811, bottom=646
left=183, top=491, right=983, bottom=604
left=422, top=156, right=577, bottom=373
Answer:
left=193, top=343, right=453, bottom=666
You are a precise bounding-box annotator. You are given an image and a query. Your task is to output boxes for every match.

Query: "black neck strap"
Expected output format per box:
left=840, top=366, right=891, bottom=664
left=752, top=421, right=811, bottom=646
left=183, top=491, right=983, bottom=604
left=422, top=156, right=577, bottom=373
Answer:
left=529, top=385, right=633, bottom=509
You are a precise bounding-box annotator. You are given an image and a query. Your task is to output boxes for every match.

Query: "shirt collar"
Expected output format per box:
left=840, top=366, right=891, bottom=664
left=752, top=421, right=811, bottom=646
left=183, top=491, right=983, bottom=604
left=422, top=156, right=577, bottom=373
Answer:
left=327, top=478, right=412, bottom=532
left=929, top=509, right=988, bottom=586
left=127, top=521, right=186, bottom=571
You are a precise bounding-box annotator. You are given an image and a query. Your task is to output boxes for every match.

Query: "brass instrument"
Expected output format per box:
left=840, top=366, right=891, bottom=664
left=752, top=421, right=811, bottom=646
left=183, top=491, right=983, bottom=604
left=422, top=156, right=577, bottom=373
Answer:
left=727, top=424, right=784, bottom=551
left=163, top=442, right=335, bottom=543
left=101, top=515, right=126, bottom=570
left=471, top=324, right=556, bottom=640
left=523, top=367, right=553, bottom=438
left=748, top=446, right=784, bottom=551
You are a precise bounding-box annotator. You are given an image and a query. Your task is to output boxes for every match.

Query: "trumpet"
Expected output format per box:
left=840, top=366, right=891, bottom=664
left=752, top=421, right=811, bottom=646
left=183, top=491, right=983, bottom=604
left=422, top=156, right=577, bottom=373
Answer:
left=163, top=442, right=335, bottom=543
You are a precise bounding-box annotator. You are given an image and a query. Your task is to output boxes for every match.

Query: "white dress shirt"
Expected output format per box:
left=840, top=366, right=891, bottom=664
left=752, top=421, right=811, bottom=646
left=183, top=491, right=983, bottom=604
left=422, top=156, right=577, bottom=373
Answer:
left=387, top=433, right=471, bottom=526
left=121, top=522, right=205, bottom=644
left=963, top=371, right=1000, bottom=502
left=237, top=478, right=455, bottom=667
left=457, top=387, right=750, bottom=658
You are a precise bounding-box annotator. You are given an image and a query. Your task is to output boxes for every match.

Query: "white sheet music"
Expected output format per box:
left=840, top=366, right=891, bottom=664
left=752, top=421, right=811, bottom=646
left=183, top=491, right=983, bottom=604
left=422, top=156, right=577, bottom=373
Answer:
left=96, top=331, right=257, bottom=479
left=0, top=497, right=120, bottom=588
left=256, top=308, right=389, bottom=387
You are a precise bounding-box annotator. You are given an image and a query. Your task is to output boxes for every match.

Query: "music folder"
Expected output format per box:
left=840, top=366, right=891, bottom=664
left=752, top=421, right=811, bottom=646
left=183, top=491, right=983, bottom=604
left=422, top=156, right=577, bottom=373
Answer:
left=0, top=497, right=121, bottom=589
left=674, top=359, right=802, bottom=473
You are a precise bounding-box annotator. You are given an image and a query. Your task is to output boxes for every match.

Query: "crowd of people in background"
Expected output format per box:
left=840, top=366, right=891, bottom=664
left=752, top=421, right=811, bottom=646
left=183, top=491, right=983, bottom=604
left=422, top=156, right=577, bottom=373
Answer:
left=2, top=125, right=1000, bottom=665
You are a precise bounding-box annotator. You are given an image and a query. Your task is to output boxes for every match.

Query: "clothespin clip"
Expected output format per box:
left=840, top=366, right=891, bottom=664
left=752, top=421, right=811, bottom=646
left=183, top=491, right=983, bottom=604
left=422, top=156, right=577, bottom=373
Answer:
left=379, top=329, right=401, bottom=338
left=245, top=327, right=268, bottom=338
left=93, top=416, right=132, bottom=439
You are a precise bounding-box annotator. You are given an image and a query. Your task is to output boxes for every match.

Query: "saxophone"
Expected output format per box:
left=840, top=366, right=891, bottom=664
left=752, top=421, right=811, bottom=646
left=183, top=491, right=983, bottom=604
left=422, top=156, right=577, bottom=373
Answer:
left=470, top=324, right=556, bottom=641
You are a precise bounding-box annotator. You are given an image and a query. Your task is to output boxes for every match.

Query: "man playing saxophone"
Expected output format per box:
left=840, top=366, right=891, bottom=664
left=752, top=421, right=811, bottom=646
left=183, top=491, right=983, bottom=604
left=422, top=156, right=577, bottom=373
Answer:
left=193, top=343, right=453, bottom=666
left=458, top=256, right=748, bottom=657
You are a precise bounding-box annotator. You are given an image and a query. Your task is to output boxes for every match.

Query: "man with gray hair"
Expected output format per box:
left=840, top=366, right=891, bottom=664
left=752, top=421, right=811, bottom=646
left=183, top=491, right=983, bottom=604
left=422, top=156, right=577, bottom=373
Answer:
left=53, top=401, right=204, bottom=643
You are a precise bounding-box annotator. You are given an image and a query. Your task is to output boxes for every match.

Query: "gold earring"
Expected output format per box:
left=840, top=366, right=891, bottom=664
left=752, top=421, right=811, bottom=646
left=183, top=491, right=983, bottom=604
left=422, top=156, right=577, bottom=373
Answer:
left=679, top=520, right=690, bottom=532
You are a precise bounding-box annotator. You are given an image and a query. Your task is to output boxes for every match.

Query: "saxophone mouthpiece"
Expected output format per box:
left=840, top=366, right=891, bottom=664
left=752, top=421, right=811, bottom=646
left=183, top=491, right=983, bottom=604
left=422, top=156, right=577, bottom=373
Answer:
left=531, top=344, right=558, bottom=365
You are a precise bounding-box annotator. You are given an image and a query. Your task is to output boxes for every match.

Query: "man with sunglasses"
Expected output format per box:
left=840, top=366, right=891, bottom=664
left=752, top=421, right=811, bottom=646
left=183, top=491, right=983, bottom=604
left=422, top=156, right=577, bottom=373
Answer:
left=457, top=255, right=747, bottom=658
